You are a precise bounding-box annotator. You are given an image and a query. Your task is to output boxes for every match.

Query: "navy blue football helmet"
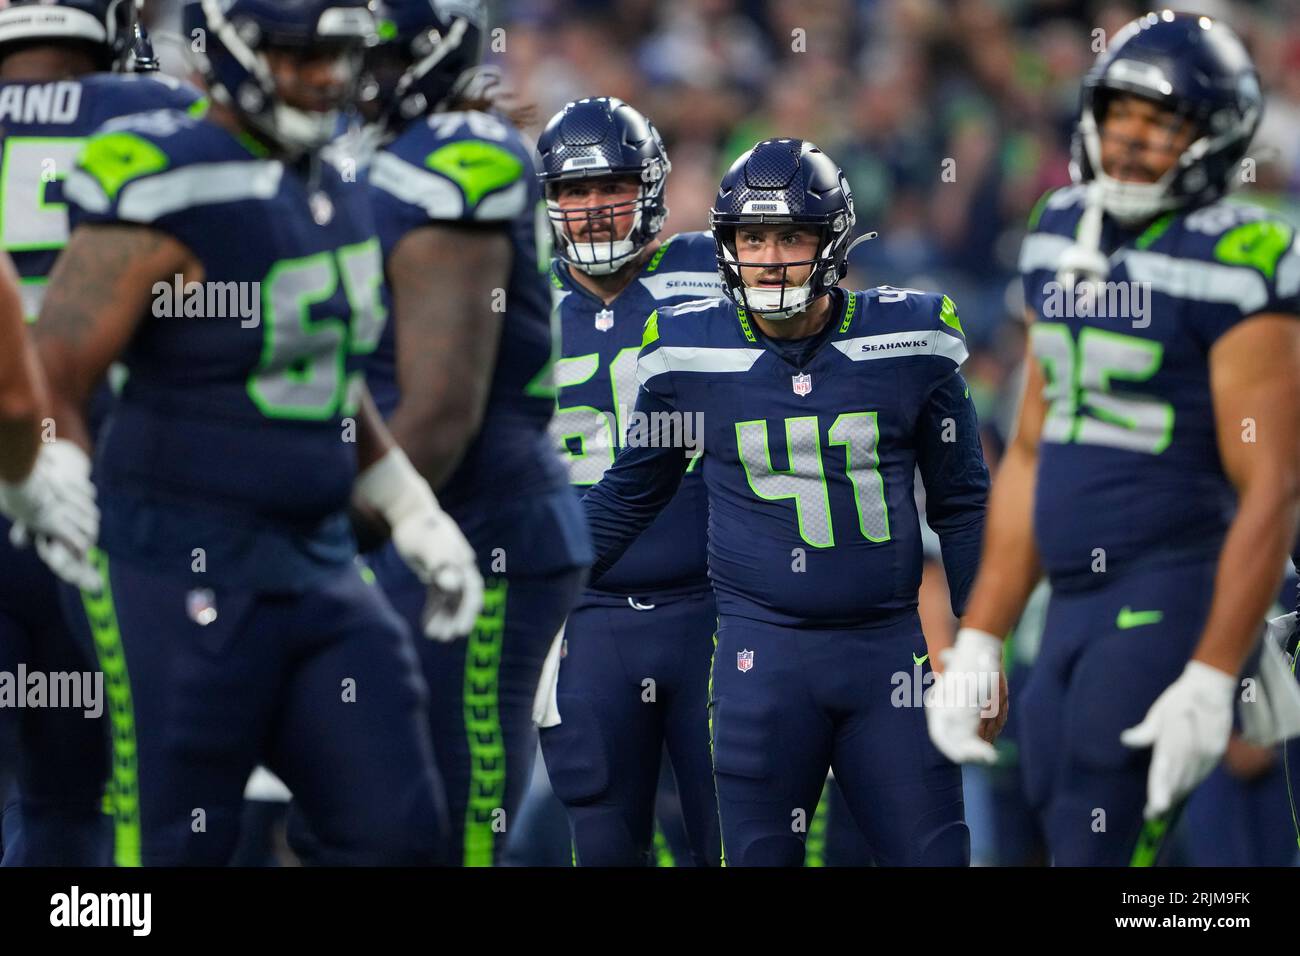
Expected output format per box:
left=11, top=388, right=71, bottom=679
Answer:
left=366, top=0, right=487, bottom=135
left=0, top=0, right=140, bottom=70
left=1073, top=9, right=1262, bottom=224
left=711, top=139, right=866, bottom=320
left=536, top=97, right=671, bottom=276
left=181, top=0, right=376, bottom=156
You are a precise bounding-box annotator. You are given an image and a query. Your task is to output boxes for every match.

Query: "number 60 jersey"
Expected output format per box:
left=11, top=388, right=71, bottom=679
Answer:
left=1021, top=186, right=1300, bottom=591
left=61, top=108, right=385, bottom=590
left=582, top=286, right=990, bottom=628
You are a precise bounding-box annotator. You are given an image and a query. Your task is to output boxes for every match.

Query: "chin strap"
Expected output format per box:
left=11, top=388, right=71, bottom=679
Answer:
left=1056, top=182, right=1110, bottom=294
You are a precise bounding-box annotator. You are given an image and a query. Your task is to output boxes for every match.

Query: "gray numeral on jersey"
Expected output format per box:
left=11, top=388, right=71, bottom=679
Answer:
left=247, top=242, right=385, bottom=421
left=1031, top=322, right=1173, bottom=454
left=828, top=411, right=891, bottom=542
left=737, top=416, right=834, bottom=547
left=737, top=413, right=892, bottom=549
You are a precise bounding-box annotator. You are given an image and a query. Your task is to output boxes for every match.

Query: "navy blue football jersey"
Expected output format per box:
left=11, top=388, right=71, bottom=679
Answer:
left=366, top=110, right=588, bottom=574
left=1021, top=186, right=1300, bottom=590
left=552, top=231, right=723, bottom=596
left=583, top=287, right=989, bottom=627
left=0, top=72, right=202, bottom=321
left=62, top=109, right=386, bottom=589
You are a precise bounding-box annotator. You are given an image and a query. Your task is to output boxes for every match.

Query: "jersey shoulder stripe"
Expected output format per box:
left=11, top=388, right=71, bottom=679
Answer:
left=65, top=113, right=270, bottom=223
left=374, top=110, right=532, bottom=223
left=844, top=288, right=967, bottom=368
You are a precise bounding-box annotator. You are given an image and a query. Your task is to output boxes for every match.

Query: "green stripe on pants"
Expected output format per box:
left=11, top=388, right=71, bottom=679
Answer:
left=463, top=578, right=507, bottom=867
left=79, top=548, right=142, bottom=867
left=804, top=780, right=829, bottom=867
left=1129, top=810, right=1177, bottom=867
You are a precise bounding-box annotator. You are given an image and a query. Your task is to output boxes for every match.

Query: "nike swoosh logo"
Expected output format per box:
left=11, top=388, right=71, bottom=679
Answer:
left=1116, top=606, right=1164, bottom=630
left=913, top=652, right=928, bottom=667
left=628, top=597, right=656, bottom=611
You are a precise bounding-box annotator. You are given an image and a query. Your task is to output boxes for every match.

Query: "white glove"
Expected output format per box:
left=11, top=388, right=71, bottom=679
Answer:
left=0, top=440, right=102, bottom=591
left=924, top=627, right=1004, bottom=765
left=1120, top=660, right=1236, bottom=821
left=355, top=447, right=483, bottom=641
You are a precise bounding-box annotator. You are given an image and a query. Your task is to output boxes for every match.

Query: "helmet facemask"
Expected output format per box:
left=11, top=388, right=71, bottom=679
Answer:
left=1075, top=63, right=1261, bottom=226
left=190, top=0, right=375, bottom=157
left=546, top=165, right=668, bottom=276
left=713, top=213, right=857, bottom=322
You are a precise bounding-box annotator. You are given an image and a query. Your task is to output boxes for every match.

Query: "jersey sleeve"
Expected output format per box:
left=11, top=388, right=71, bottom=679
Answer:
left=923, top=291, right=970, bottom=388
left=62, top=114, right=246, bottom=253
left=581, top=383, right=691, bottom=584
left=633, top=307, right=681, bottom=408
left=367, top=116, right=532, bottom=256
left=915, top=370, right=989, bottom=616
left=1215, top=216, right=1300, bottom=317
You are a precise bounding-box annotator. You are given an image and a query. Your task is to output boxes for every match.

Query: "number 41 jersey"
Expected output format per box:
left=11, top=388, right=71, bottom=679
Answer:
left=63, top=110, right=386, bottom=589
left=584, top=286, right=989, bottom=628
left=1021, top=186, right=1300, bottom=590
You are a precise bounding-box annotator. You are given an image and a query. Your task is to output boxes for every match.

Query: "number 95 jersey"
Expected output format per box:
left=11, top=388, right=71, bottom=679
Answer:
left=62, top=109, right=386, bottom=588
left=1021, top=186, right=1300, bottom=590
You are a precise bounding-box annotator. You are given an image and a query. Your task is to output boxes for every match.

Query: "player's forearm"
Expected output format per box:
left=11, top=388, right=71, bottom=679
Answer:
left=0, top=324, right=48, bottom=482
left=934, top=511, right=984, bottom=617
left=388, top=380, right=487, bottom=491
left=352, top=385, right=395, bottom=472
left=581, top=393, right=688, bottom=582
left=917, top=372, right=991, bottom=615
left=960, top=441, right=1042, bottom=637
left=1193, top=471, right=1300, bottom=675
left=388, top=230, right=505, bottom=491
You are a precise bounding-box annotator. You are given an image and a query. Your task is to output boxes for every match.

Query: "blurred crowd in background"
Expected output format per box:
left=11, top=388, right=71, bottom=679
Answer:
left=140, top=0, right=1300, bottom=449
left=490, top=0, right=1300, bottom=450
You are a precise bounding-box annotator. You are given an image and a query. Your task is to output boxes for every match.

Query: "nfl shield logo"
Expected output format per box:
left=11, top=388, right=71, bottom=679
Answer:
left=792, top=372, right=812, bottom=396
left=594, top=308, right=614, bottom=332
left=737, top=649, right=754, bottom=673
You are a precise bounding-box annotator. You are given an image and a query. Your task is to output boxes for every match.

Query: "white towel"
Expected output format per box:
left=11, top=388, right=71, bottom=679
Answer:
left=1239, top=612, right=1300, bottom=746
left=243, top=765, right=292, bottom=802
left=532, top=623, right=566, bottom=728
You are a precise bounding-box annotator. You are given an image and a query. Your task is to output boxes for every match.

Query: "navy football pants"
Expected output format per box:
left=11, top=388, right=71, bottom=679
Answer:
left=60, top=549, right=447, bottom=866
left=370, top=545, right=586, bottom=866
left=0, top=525, right=109, bottom=866
left=540, top=588, right=721, bottom=866
left=709, top=613, right=967, bottom=866
left=1019, top=560, right=1217, bottom=866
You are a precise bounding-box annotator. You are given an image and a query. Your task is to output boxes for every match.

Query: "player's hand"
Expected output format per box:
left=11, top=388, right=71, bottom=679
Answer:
left=0, top=440, right=102, bottom=591
left=978, top=670, right=1010, bottom=745
left=1120, top=660, right=1236, bottom=820
left=391, top=505, right=484, bottom=642
left=925, top=627, right=1004, bottom=765
left=354, top=446, right=484, bottom=641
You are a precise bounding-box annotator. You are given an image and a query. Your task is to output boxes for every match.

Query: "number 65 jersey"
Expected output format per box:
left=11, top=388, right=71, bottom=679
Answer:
left=582, top=286, right=990, bottom=628
left=1021, top=186, right=1300, bottom=591
left=62, top=109, right=386, bottom=590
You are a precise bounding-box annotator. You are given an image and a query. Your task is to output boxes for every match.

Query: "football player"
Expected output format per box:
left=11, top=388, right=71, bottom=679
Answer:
left=535, top=96, right=723, bottom=866
left=33, top=0, right=481, bottom=865
left=358, top=0, right=591, bottom=866
left=0, top=0, right=199, bottom=865
left=927, top=10, right=1300, bottom=865
left=581, top=138, right=992, bottom=866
